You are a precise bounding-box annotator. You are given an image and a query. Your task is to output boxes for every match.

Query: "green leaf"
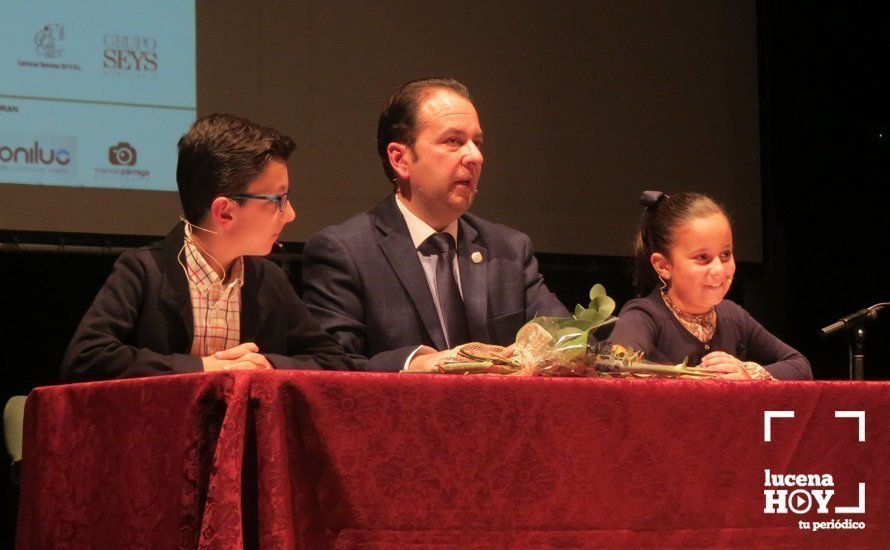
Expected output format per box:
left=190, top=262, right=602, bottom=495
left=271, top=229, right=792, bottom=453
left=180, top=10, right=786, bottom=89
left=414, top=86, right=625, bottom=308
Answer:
left=521, top=284, right=618, bottom=346
left=590, top=295, right=616, bottom=318
left=576, top=309, right=599, bottom=322
left=589, top=283, right=606, bottom=301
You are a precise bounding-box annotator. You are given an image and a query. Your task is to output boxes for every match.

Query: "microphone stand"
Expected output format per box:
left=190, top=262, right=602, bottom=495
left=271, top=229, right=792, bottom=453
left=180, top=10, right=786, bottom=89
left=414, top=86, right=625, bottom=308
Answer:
left=821, top=303, right=889, bottom=380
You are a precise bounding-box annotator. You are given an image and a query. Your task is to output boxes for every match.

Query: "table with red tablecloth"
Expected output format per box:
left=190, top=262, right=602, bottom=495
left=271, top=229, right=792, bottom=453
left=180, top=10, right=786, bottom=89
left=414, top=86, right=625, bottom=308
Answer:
left=15, top=371, right=890, bottom=548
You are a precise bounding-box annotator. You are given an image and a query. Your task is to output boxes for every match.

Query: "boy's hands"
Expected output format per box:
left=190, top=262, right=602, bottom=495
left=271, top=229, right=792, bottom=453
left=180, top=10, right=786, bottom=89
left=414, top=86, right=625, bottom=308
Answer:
left=202, top=342, right=273, bottom=372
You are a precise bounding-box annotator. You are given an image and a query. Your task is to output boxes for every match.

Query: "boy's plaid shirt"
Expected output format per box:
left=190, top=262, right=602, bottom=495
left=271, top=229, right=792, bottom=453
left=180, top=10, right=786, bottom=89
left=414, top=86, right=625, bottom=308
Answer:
left=182, top=225, right=244, bottom=356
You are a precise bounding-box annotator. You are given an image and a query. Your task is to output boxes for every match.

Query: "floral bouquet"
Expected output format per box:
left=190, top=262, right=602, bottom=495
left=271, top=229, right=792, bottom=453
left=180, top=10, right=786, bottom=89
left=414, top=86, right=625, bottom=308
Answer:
left=412, top=284, right=720, bottom=379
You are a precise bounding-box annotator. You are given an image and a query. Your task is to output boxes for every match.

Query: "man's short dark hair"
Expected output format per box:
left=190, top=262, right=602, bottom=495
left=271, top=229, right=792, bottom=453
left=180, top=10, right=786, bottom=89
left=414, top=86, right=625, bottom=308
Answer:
left=376, top=77, right=472, bottom=183
left=176, top=113, right=296, bottom=223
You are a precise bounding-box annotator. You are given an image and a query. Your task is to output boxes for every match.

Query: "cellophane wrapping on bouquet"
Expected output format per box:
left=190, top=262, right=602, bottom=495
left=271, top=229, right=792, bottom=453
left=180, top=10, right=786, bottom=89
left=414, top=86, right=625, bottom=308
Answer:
left=420, top=284, right=721, bottom=379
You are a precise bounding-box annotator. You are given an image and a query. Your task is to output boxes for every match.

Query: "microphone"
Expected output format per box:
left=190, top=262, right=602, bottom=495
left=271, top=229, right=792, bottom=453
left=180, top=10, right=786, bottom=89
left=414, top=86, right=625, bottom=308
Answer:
left=820, top=302, right=889, bottom=380
left=821, top=303, right=889, bottom=337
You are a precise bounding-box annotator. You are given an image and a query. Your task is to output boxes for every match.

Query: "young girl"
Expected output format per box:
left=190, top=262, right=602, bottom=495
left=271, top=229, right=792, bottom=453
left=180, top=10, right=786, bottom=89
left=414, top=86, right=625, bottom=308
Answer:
left=609, top=191, right=812, bottom=380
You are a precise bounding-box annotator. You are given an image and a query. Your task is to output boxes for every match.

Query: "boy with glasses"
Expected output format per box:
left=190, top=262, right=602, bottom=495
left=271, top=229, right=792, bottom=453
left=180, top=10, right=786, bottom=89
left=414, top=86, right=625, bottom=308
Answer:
left=63, top=113, right=355, bottom=380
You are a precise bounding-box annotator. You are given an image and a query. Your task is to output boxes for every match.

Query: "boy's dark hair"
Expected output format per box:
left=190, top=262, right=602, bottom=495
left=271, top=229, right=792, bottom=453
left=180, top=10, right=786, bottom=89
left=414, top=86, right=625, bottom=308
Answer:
left=376, top=77, right=472, bottom=184
left=633, top=191, right=728, bottom=296
left=176, top=113, right=296, bottom=223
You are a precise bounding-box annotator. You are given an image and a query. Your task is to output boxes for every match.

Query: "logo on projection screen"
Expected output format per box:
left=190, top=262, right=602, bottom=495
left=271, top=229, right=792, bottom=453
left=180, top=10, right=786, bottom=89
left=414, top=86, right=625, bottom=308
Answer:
left=108, top=142, right=137, bottom=166
left=0, top=133, right=77, bottom=180
left=35, top=24, right=65, bottom=58
left=94, top=141, right=149, bottom=183
left=17, top=23, right=81, bottom=72
left=103, top=34, right=159, bottom=76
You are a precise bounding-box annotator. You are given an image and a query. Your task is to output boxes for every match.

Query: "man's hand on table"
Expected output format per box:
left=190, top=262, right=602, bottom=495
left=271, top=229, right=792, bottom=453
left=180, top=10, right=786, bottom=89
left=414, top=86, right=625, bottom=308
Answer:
left=406, top=346, right=454, bottom=372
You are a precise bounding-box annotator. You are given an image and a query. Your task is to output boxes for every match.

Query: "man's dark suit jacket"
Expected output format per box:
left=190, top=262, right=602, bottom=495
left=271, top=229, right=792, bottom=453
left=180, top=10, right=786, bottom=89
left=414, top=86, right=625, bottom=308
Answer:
left=62, top=223, right=355, bottom=381
left=302, top=194, right=569, bottom=371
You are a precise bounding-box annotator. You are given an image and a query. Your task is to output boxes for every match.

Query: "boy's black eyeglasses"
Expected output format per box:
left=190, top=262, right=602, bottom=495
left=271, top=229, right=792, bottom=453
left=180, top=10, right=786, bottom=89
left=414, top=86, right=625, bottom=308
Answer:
left=227, top=192, right=290, bottom=213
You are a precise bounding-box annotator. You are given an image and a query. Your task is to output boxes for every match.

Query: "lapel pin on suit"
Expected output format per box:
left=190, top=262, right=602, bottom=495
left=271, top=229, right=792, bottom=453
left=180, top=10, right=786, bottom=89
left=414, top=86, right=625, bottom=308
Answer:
left=471, top=251, right=483, bottom=264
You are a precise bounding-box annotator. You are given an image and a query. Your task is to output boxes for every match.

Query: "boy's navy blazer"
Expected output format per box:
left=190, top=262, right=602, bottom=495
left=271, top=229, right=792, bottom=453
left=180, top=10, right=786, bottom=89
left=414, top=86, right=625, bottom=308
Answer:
left=62, top=223, right=356, bottom=380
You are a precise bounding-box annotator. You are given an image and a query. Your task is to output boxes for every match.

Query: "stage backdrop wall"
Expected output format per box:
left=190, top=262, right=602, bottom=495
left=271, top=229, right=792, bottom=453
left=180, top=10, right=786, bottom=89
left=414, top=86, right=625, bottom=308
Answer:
left=0, top=0, right=762, bottom=260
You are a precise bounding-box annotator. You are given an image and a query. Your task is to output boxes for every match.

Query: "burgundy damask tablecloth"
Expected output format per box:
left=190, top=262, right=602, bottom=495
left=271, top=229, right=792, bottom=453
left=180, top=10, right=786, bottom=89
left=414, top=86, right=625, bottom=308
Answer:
left=16, top=371, right=890, bottom=548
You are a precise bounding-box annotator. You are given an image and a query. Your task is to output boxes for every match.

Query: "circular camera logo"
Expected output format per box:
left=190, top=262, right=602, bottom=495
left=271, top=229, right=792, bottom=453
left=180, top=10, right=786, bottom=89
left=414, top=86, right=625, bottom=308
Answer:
left=108, top=142, right=137, bottom=166
left=96, top=141, right=149, bottom=183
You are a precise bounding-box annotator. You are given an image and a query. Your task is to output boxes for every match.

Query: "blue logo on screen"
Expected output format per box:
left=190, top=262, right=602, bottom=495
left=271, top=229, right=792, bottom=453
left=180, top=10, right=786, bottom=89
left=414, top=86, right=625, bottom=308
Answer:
left=0, top=141, right=71, bottom=166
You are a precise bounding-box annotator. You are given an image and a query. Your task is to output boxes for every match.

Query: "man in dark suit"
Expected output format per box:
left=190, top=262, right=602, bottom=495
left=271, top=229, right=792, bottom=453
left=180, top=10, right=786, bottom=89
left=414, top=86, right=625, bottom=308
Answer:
left=63, top=114, right=355, bottom=380
left=302, top=78, right=568, bottom=371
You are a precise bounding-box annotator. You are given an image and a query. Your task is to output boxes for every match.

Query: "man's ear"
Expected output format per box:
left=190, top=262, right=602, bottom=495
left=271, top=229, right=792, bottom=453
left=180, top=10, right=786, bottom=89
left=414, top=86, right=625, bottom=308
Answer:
left=650, top=252, right=671, bottom=280
left=208, top=197, right=236, bottom=230
left=387, top=142, right=412, bottom=181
